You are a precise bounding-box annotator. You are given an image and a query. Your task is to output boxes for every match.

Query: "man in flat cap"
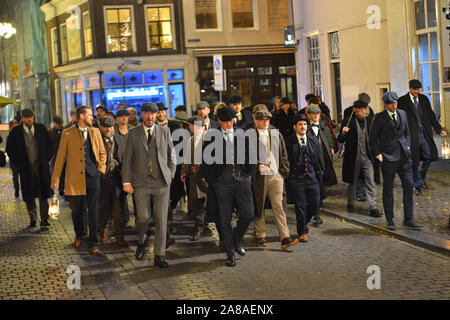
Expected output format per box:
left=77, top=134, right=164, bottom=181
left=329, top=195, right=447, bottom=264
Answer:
left=127, top=107, right=139, bottom=127
left=285, top=114, right=324, bottom=242
left=122, top=102, right=177, bottom=267
left=97, top=117, right=127, bottom=247
left=201, top=106, right=257, bottom=267
left=51, top=106, right=107, bottom=255
left=229, top=95, right=253, bottom=130
left=6, top=108, right=54, bottom=229
left=306, top=103, right=337, bottom=226
left=250, top=105, right=298, bottom=249
left=197, top=101, right=219, bottom=131
left=397, top=79, right=447, bottom=196
left=339, top=100, right=381, bottom=217
left=370, top=92, right=421, bottom=230
left=181, top=116, right=209, bottom=241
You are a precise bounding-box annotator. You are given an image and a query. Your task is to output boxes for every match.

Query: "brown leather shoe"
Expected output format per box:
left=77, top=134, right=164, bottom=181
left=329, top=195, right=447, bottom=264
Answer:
left=299, top=234, right=309, bottom=242
left=281, top=237, right=299, bottom=249
left=116, top=239, right=128, bottom=247
left=99, top=233, right=108, bottom=243
left=73, top=237, right=81, bottom=248
left=90, top=247, right=102, bottom=255
left=256, top=238, right=267, bottom=247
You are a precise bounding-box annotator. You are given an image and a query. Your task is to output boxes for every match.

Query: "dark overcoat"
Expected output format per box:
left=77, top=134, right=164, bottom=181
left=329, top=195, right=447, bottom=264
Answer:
left=6, top=123, right=53, bottom=202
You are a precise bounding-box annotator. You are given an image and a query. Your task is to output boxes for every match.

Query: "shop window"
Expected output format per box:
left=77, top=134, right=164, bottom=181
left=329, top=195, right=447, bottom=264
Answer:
left=413, top=0, right=441, bottom=119
left=105, top=86, right=167, bottom=112
left=267, top=0, right=289, bottom=29
left=144, top=71, right=164, bottom=85
left=169, top=83, right=186, bottom=116
left=195, top=0, right=219, bottom=30
left=104, top=73, right=124, bottom=87
left=231, top=0, right=255, bottom=28
left=168, top=69, right=184, bottom=81
left=146, top=6, right=174, bottom=50
left=60, top=24, right=68, bottom=64
left=50, top=27, right=59, bottom=66
left=105, top=7, right=134, bottom=52
left=83, top=12, right=93, bottom=56
left=258, top=67, right=272, bottom=75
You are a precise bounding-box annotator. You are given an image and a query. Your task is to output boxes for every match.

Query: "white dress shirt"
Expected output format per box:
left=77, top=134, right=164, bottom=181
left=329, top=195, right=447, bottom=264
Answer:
left=257, top=129, right=278, bottom=174
left=296, top=133, right=307, bottom=147
left=310, top=121, right=320, bottom=137
left=79, top=127, right=88, bottom=140
left=221, top=127, right=234, bottom=141
left=143, top=123, right=155, bottom=140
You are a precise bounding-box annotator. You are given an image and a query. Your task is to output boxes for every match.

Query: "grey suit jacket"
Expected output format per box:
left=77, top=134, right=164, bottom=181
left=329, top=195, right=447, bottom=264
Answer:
left=122, top=123, right=177, bottom=188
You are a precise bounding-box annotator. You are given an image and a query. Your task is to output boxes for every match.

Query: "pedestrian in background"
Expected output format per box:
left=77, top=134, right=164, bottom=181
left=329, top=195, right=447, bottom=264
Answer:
left=6, top=109, right=53, bottom=229
left=7, top=119, right=20, bottom=198
left=271, top=97, right=296, bottom=138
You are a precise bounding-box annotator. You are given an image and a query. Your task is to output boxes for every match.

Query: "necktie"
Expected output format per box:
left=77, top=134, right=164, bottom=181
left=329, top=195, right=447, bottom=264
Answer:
left=28, top=128, right=33, bottom=137
left=107, top=138, right=113, bottom=150
left=392, top=113, right=397, bottom=127
left=81, top=129, right=87, bottom=142
left=413, top=96, right=419, bottom=109
left=300, top=137, right=306, bottom=152
left=147, top=129, right=152, bottom=145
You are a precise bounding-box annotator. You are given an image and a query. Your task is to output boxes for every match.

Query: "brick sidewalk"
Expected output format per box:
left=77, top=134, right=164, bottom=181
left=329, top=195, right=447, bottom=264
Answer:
left=0, top=166, right=449, bottom=300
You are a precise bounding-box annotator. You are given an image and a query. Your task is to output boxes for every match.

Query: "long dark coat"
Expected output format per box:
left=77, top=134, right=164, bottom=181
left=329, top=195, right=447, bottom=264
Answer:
left=271, top=109, right=295, bottom=138
left=338, top=113, right=375, bottom=183
left=397, top=93, right=442, bottom=166
left=6, top=123, right=53, bottom=202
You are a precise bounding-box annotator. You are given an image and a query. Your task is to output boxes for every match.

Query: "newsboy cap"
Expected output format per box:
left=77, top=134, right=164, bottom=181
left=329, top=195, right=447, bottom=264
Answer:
left=229, top=95, right=242, bottom=104
left=116, top=109, right=130, bottom=117
left=352, top=100, right=367, bottom=109
left=53, top=116, right=63, bottom=125
left=280, top=97, right=291, bottom=105
left=216, top=106, right=236, bottom=122
left=382, top=91, right=398, bottom=104
left=307, top=104, right=321, bottom=114
left=409, top=79, right=422, bottom=89
left=21, top=108, right=35, bottom=118
left=141, top=102, right=158, bottom=113
left=174, top=105, right=187, bottom=112
left=96, top=105, right=108, bottom=112
left=98, top=117, right=115, bottom=127
left=196, top=101, right=210, bottom=110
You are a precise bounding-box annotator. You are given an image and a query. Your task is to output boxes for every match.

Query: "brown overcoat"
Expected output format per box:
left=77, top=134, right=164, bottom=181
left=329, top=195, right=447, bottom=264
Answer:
left=252, top=128, right=290, bottom=218
left=51, top=126, right=107, bottom=195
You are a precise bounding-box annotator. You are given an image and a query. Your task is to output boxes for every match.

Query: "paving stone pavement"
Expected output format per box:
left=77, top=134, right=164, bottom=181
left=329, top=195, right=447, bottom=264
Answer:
left=0, top=166, right=449, bottom=300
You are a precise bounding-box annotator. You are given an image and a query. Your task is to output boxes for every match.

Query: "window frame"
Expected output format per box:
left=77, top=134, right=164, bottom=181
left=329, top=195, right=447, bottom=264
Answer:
left=308, top=35, right=322, bottom=98
left=193, top=0, right=223, bottom=32
left=103, top=5, right=137, bottom=54
left=267, top=0, right=290, bottom=30
left=50, top=26, right=59, bottom=67
left=144, top=3, right=177, bottom=51
left=59, top=23, right=68, bottom=64
left=82, top=11, right=93, bottom=57
left=229, top=0, right=259, bottom=31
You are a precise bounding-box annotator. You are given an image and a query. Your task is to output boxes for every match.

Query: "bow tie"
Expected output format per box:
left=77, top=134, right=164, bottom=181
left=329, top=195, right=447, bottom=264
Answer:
left=312, top=124, right=319, bottom=128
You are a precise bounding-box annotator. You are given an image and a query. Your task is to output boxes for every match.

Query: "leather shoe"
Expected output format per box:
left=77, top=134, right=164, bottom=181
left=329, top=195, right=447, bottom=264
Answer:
left=313, top=217, right=323, bottom=227
left=154, top=255, right=169, bottom=268
left=203, top=225, right=213, bottom=237
left=190, top=231, right=201, bottom=241
left=415, top=188, right=423, bottom=196
left=404, top=219, right=422, bottom=230
left=166, top=237, right=176, bottom=248
left=225, top=255, right=236, bottom=267
left=387, top=220, right=396, bottom=230
left=73, top=237, right=81, bottom=248
left=40, top=220, right=50, bottom=227
left=28, top=220, right=36, bottom=228
left=135, top=243, right=146, bottom=260
left=299, top=234, right=309, bottom=242
left=256, top=238, right=267, bottom=247
left=234, top=242, right=246, bottom=256
left=99, top=233, right=108, bottom=243
left=281, top=237, right=299, bottom=249
left=369, top=209, right=382, bottom=217
left=347, top=204, right=354, bottom=212
left=422, top=183, right=430, bottom=190
left=90, top=247, right=102, bottom=256
left=306, top=224, right=310, bottom=234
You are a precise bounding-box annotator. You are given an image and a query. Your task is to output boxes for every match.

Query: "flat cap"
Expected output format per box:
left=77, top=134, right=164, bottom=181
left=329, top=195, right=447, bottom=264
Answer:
left=98, top=117, right=115, bottom=127
left=229, top=95, right=242, bottom=104
left=196, top=101, right=210, bottom=110
left=21, top=108, right=35, bottom=118
left=53, top=116, right=63, bottom=125
left=174, top=105, right=186, bottom=112
left=409, top=79, right=422, bottom=89
left=292, top=113, right=309, bottom=125
left=280, top=97, right=291, bottom=105
left=141, top=102, right=158, bottom=113
left=116, top=109, right=130, bottom=117
left=382, top=91, right=398, bottom=104
left=352, top=100, right=367, bottom=109
left=187, top=115, right=205, bottom=126
left=174, top=113, right=189, bottom=121
left=216, top=106, right=236, bottom=122
left=157, top=102, right=167, bottom=111
left=307, top=104, right=321, bottom=114
left=358, top=92, right=371, bottom=105
left=96, top=105, right=108, bottom=112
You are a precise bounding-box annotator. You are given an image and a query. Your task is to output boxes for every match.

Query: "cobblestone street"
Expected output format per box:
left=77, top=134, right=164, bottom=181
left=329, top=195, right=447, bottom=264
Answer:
left=0, top=166, right=449, bottom=300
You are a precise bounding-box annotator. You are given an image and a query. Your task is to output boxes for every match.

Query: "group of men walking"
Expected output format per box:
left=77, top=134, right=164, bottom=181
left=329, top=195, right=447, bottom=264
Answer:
left=4, top=78, right=446, bottom=268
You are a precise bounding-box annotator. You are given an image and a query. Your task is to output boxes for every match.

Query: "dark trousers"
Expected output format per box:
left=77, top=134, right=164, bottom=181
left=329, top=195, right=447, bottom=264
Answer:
left=380, top=154, right=414, bottom=221
left=189, top=197, right=206, bottom=231
left=10, top=164, right=20, bottom=196
left=213, top=179, right=254, bottom=257
left=68, top=176, right=101, bottom=248
left=25, top=163, right=49, bottom=223
left=288, top=176, right=320, bottom=236
left=412, top=133, right=432, bottom=189
left=98, top=176, right=124, bottom=241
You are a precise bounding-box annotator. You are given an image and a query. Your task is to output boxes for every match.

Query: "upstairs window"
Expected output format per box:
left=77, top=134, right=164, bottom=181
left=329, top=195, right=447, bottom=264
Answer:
left=146, top=6, right=174, bottom=50
left=105, top=7, right=134, bottom=52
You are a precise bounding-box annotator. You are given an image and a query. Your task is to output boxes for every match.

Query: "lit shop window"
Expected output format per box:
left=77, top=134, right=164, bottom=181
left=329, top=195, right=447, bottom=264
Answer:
left=105, top=7, right=134, bottom=52
left=146, top=6, right=174, bottom=50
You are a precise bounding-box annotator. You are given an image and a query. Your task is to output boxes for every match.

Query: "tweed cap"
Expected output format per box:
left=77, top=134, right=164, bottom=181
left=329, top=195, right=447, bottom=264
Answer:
left=98, top=117, right=115, bottom=127
left=141, top=102, right=158, bottom=113
left=382, top=91, right=398, bottom=104
left=116, top=109, right=130, bottom=117
left=307, top=104, right=321, bottom=114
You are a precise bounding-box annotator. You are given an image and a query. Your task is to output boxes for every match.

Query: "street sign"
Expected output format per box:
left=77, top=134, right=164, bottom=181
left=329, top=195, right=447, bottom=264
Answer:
left=213, top=54, right=223, bottom=91
left=284, top=26, right=295, bottom=47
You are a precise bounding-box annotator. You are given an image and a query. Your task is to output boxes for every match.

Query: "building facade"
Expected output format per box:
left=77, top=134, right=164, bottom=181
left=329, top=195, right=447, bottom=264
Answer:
left=292, top=0, right=449, bottom=129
